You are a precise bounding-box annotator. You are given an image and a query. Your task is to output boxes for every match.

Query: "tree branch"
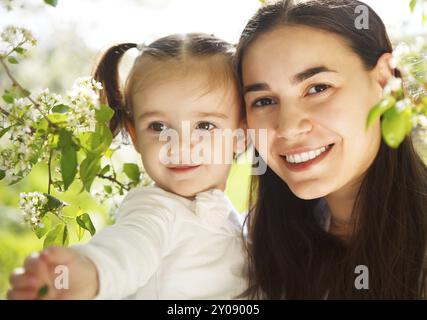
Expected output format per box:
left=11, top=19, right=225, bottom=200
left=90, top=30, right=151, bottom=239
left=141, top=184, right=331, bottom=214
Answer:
left=96, top=174, right=130, bottom=191
left=48, top=149, right=53, bottom=194
left=0, top=58, right=56, bottom=128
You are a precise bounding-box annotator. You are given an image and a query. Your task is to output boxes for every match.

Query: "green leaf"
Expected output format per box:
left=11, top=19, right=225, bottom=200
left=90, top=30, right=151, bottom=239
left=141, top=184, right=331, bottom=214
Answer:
left=410, top=0, right=417, bottom=12
left=44, top=193, right=66, bottom=212
left=58, top=129, right=79, bottom=191
left=7, top=56, right=18, bottom=64
left=366, top=96, right=396, bottom=129
left=0, top=126, right=11, bottom=138
left=44, top=0, right=58, bottom=7
left=2, top=92, right=14, bottom=104
left=14, top=47, right=26, bottom=55
left=52, top=104, right=69, bottom=114
left=38, top=285, right=49, bottom=298
left=35, top=118, right=48, bottom=134
left=123, top=163, right=140, bottom=183
left=79, top=124, right=113, bottom=156
left=76, top=224, right=85, bottom=241
left=58, top=128, right=73, bottom=148
left=381, top=105, right=413, bottom=149
left=34, top=215, right=52, bottom=239
left=80, top=154, right=101, bottom=192
left=104, top=185, right=112, bottom=194
left=47, top=113, right=67, bottom=125
left=61, top=145, right=77, bottom=191
left=76, top=213, right=96, bottom=236
left=99, top=164, right=110, bottom=176
left=63, top=224, right=69, bottom=246
left=47, top=133, right=59, bottom=148
left=43, top=223, right=68, bottom=248
left=0, top=170, right=5, bottom=181
left=95, top=104, right=115, bottom=123
left=105, top=148, right=115, bottom=158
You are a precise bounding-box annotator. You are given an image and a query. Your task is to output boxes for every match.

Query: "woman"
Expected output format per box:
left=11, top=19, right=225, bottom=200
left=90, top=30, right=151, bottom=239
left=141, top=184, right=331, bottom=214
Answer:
left=235, top=0, right=427, bottom=299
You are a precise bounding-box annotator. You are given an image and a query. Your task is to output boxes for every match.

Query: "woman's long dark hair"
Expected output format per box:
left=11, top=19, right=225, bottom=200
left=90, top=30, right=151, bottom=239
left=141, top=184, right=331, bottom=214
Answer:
left=235, top=0, right=427, bottom=299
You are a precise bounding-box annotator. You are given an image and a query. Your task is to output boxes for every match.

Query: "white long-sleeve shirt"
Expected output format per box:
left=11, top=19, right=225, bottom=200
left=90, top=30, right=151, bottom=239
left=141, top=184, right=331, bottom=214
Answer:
left=72, top=184, right=248, bottom=300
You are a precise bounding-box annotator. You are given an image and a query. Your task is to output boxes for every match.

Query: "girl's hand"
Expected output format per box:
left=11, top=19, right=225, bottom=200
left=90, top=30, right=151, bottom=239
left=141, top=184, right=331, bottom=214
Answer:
left=7, top=247, right=99, bottom=300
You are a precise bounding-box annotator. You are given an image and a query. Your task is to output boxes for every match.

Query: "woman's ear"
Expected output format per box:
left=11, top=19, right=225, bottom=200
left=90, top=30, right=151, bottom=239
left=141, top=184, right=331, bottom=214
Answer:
left=373, top=53, right=394, bottom=89
left=124, top=118, right=140, bottom=154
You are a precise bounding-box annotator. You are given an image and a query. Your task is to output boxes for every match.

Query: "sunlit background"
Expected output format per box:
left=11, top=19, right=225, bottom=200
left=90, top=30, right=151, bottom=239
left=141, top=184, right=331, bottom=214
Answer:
left=0, top=0, right=426, bottom=299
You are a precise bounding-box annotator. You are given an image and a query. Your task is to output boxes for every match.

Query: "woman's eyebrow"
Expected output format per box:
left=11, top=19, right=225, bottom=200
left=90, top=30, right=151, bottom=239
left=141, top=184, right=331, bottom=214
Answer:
left=244, top=66, right=337, bottom=95
left=291, top=66, right=337, bottom=84
left=243, top=83, right=270, bottom=95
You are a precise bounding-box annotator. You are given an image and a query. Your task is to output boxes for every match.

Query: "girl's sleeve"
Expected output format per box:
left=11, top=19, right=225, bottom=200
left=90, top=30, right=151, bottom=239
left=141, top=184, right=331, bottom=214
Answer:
left=71, top=188, right=172, bottom=299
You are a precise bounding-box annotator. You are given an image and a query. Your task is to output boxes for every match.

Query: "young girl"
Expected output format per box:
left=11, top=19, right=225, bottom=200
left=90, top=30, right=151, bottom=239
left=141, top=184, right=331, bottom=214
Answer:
left=236, top=0, right=427, bottom=299
left=7, top=33, right=248, bottom=300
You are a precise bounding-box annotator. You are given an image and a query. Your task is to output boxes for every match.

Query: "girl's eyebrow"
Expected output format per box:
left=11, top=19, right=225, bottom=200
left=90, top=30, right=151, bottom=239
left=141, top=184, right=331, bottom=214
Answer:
left=243, top=65, right=337, bottom=95
left=196, top=111, right=228, bottom=119
left=137, top=111, right=165, bottom=121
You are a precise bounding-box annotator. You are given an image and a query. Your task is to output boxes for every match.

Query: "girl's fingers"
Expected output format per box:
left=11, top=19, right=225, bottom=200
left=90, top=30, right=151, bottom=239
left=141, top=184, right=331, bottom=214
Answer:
left=23, top=253, right=49, bottom=279
left=40, top=246, right=75, bottom=265
left=22, top=252, right=54, bottom=299
left=7, top=288, right=38, bottom=300
left=9, top=270, right=38, bottom=290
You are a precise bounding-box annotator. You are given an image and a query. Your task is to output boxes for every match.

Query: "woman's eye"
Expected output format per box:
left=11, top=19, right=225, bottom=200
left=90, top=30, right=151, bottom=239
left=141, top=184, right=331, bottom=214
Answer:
left=306, top=84, right=331, bottom=96
left=148, top=122, right=167, bottom=132
left=252, top=97, right=276, bottom=108
left=196, top=122, right=216, bottom=131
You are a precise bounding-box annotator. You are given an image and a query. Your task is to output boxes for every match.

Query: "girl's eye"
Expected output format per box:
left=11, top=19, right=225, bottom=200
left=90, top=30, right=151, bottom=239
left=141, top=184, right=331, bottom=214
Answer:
left=252, top=97, right=276, bottom=108
left=196, top=122, right=216, bottom=131
left=148, top=122, right=167, bottom=132
left=306, top=84, right=331, bottom=96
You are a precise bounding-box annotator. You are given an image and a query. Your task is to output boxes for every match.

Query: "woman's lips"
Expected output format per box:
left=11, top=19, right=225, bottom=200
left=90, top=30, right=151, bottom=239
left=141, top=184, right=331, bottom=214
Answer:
left=167, top=165, right=201, bottom=173
left=282, top=144, right=335, bottom=172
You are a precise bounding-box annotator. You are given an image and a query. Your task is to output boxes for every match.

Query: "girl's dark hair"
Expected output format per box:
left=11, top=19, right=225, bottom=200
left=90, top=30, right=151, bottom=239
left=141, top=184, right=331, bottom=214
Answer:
left=235, top=0, right=427, bottom=299
left=92, top=33, right=236, bottom=137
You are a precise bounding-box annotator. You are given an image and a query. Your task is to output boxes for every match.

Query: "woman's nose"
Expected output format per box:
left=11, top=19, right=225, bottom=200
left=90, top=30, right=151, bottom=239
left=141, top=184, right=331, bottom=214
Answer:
left=276, top=106, right=313, bottom=140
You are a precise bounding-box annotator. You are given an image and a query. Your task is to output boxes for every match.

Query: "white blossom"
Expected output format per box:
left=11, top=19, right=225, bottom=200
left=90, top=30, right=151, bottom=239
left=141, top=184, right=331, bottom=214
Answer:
left=35, top=88, right=62, bottom=113
left=65, top=77, right=103, bottom=132
left=384, top=77, right=403, bottom=96
left=19, top=192, right=49, bottom=228
left=0, top=25, right=36, bottom=57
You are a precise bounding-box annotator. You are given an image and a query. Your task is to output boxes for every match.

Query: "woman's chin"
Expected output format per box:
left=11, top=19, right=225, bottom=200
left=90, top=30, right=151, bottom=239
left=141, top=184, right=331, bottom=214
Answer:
left=288, top=182, right=330, bottom=200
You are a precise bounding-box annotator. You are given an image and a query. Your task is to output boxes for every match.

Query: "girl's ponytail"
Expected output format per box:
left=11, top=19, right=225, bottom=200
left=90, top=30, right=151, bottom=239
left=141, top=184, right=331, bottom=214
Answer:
left=92, top=43, right=137, bottom=136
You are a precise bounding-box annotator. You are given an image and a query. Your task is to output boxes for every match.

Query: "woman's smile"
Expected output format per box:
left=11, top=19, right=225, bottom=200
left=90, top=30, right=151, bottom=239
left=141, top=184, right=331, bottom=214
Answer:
left=281, top=143, right=335, bottom=172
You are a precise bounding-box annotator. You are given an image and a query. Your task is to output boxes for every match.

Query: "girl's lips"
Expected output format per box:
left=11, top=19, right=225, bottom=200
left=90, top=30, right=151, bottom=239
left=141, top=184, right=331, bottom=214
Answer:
left=282, top=144, right=335, bottom=172
left=167, top=165, right=201, bottom=173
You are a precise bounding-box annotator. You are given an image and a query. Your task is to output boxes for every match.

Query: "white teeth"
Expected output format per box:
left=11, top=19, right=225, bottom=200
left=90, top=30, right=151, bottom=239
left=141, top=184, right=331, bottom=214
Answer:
left=284, top=145, right=331, bottom=164
left=301, top=153, right=309, bottom=162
